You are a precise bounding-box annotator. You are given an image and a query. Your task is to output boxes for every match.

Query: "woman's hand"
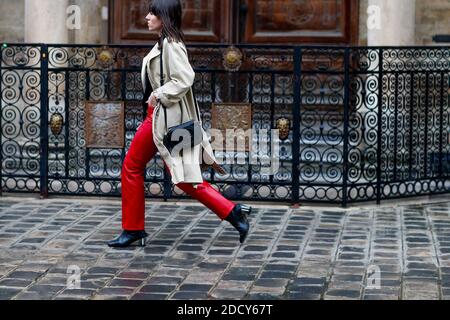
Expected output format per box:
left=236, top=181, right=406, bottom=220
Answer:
left=146, top=92, right=158, bottom=106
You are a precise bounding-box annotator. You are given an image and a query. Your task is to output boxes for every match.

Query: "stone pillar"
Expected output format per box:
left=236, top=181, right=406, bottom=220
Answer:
left=0, top=0, right=25, bottom=42
left=367, top=0, right=416, bottom=46
left=72, top=0, right=109, bottom=44
left=24, top=0, right=69, bottom=43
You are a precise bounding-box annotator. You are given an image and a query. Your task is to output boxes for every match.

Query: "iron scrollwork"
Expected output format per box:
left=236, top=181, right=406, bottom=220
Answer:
left=1, top=44, right=450, bottom=204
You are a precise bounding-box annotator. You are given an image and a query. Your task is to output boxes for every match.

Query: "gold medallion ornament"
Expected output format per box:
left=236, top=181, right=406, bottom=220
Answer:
left=223, top=46, right=243, bottom=72
left=49, top=112, right=64, bottom=136
left=276, top=117, right=291, bottom=141
left=97, top=46, right=114, bottom=69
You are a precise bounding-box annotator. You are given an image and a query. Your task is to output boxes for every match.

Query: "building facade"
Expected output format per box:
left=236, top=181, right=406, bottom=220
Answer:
left=1, top=0, right=449, bottom=46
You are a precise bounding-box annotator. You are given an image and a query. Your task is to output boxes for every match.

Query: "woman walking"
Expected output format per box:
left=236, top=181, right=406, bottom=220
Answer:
left=108, top=0, right=252, bottom=248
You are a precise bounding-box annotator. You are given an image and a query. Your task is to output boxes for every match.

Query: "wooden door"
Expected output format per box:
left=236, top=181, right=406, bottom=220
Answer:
left=109, top=0, right=232, bottom=44
left=109, top=0, right=359, bottom=45
left=240, top=0, right=359, bottom=44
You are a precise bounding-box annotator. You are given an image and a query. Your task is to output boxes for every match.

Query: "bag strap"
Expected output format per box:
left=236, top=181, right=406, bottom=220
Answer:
left=160, top=41, right=171, bottom=132
left=159, top=38, right=202, bottom=131
left=191, top=85, right=202, bottom=123
left=142, top=67, right=152, bottom=120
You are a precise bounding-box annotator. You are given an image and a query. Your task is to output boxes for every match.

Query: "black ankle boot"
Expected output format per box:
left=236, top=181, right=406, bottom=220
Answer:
left=107, top=230, right=149, bottom=248
left=225, top=204, right=252, bottom=244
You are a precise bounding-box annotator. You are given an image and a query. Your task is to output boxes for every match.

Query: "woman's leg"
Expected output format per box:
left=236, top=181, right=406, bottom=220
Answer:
left=176, top=181, right=235, bottom=220
left=177, top=181, right=251, bottom=243
left=121, top=105, right=158, bottom=231
left=161, top=161, right=235, bottom=220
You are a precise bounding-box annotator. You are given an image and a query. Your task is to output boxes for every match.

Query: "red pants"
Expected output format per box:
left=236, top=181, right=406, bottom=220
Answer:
left=121, top=104, right=235, bottom=231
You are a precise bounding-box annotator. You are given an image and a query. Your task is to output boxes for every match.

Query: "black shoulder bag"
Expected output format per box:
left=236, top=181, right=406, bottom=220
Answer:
left=159, top=42, right=203, bottom=154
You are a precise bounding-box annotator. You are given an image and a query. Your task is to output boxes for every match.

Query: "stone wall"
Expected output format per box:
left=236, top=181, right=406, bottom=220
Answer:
left=359, top=0, right=369, bottom=45
left=0, top=0, right=24, bottom=43
left=416, top=0, right=450, bottom=45
left=359, top=0, right=450, bottom=45
left=0, top=0, right=448, bottom=45
left=0, top=0, right=107, bottom=44
left=70, top=0, right=109, bottom=44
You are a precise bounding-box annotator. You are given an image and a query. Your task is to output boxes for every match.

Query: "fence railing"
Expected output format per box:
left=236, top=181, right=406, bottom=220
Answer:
left=1, top=43, right=449, bottom=207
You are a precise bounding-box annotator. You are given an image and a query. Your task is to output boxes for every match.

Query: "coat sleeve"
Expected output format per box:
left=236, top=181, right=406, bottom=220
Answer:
left=154, top=40, right=195, bottom=108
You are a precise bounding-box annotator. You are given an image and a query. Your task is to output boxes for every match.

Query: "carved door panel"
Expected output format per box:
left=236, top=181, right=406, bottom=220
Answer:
left=109, top=0, right=358, bottom=45
left=240, top=0, right=359, bottom=44
left=109, top=0, right=232, bottom=44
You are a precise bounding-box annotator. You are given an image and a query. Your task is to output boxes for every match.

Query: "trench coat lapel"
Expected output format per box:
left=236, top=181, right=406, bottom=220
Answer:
left=141, top=45, right=161, bottom=91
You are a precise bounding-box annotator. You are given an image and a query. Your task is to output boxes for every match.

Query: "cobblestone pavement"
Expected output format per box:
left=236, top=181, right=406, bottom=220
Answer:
left=1, top=195, right=450, bottom=300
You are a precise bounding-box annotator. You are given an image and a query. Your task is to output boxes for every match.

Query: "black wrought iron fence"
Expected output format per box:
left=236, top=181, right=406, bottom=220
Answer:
left=1, top=43, right=449, bottom=207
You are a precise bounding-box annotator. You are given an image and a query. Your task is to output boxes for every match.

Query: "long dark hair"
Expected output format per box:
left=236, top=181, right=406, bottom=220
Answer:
left=149, top=0, right=185, bottom=48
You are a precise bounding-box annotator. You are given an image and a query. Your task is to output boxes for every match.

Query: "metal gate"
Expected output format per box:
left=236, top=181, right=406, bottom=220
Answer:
left=1, top=43, right=449, bottom=206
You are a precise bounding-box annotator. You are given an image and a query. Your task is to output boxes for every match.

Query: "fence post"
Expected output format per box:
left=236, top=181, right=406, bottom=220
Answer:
left=342, top=48, right=350, bottom=208
left=292, top=46, right=301, bottom=205
left=424, top=71, right=430, bottom=178
left=0, top=44, right=3, bottom=196
left=39, top=44, right=49, bottom=198
left=438, top=71, right=445, bottom=177
left=376, top=49, right=384, bottom=205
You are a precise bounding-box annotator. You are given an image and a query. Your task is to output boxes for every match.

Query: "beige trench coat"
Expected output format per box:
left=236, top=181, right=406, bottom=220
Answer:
left=141, top=37, right=217, bottom=184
